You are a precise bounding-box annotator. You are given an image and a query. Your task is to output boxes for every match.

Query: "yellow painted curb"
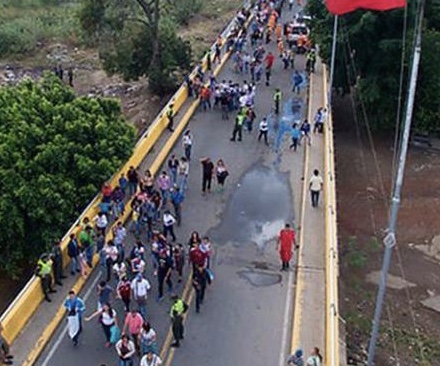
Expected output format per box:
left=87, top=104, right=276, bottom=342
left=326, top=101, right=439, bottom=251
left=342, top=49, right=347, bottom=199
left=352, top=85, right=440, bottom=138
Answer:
left=291, top=72, right=314, bottom=351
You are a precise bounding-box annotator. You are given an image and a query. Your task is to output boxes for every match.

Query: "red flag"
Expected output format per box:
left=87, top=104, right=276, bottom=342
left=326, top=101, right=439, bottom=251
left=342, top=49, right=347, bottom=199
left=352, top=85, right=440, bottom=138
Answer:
left=326, top=0, right=405, bottom=15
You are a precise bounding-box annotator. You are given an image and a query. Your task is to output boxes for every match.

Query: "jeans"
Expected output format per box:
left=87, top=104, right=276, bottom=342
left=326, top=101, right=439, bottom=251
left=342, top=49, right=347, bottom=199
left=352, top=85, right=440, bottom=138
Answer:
left=160, top=189, right=168, bottom=205
left=118, top=359, right=133, bottom=366
left=85, top=245, right=94, bottom=266
left=163, top=225, right=176, bottom=242
left=169, top=168, right=177, bottom=185
left=136, top=300, right=147, bottom=320
left=128, top=182, right=137, bottom=196
left=69, top=257, right=80, bottom=274
left=178, top=175, right=188, bottom=192
left=184, top=145, right=192, bottom=161
left=311, top=190, right=320, bottom=207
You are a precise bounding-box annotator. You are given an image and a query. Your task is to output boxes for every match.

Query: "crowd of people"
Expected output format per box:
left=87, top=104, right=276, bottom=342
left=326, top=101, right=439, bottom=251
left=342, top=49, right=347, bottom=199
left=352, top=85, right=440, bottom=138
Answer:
left=28, top=1, right=328, bottom=366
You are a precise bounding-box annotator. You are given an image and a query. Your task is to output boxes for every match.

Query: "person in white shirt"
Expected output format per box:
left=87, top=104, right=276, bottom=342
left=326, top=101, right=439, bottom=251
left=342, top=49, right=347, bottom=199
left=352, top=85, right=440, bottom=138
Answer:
left=140, top=351, right=162, bottom=366
left=182, top=130, right=193, bottom=161
left=258, top=118, right=269, bottom=146
left=94, top=212, right=108, bottom=236
left=162, top=210, right=177, bottom=242
left=177, top=157, right=189, bottom=192
left=130, top=275, right=151, bottom=320
left=309, top=169, right=323, bottom=207
left=115, top=334, right=135, bottom=366
left=306, top=347, right=323, bottom=366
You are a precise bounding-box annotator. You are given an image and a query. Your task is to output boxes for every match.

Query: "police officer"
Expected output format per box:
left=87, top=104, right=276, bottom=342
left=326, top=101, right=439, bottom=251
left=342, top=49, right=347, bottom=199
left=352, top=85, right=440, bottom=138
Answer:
left=273, top=88, right=282, bottom=115
left=52, top=241, right=66, bottom=286
left=230, top=110, right=245, bottom=142
left=167, top=103, right=175, bottom=132
left=170, top=295, right=188, bottom=348
left=36, top=254, right=56, bottom=302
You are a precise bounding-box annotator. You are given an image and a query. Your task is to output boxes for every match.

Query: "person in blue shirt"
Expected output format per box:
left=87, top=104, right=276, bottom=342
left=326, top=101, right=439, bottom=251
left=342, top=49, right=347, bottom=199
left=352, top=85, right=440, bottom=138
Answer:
left=64, top=290, right=86, bottom=346
left=300, top=119, right=311, bottom=146
left=171, top=185, right=185, bottom=227
left=290, top=123, right=301, bottom=151
left=292, top=71, right=303, bottom=94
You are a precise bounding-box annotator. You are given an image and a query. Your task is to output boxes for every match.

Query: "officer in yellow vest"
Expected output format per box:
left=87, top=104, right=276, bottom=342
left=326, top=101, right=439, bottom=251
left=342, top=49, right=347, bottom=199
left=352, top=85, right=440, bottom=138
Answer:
left=230, top=110, right=245, bottom=142
left=167, top=103, right=175, bottom=132
left=274, top=88, right=282, bottom=115
left=35, top=254, right=56, bottom=302
left=170, top=294, right=188, bottom=348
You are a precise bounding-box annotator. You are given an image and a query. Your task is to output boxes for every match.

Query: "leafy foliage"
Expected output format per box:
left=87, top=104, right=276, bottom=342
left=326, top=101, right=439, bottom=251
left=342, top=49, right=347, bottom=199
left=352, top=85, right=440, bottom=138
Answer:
left=79, top=0, right=193, bottom=95
left=0, top=0, right=79, bottom=57
left=306, top=0, right=440, bottom=133
left=0, top=74, right=136, bottom=276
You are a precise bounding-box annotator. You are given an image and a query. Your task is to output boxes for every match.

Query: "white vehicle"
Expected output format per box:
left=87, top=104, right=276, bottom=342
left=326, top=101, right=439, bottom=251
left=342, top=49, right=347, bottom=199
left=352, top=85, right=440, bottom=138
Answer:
left=290, top=22, right=310, bottom=42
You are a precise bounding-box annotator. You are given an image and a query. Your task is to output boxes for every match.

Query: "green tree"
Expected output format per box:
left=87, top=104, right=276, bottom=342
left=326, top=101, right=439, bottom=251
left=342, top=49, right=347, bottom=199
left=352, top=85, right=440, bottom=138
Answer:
left=306, top=0, right=440, bottom=133
left=0, top=74, right=136, bottom=277
left=79, top=0, right=193, bottom=95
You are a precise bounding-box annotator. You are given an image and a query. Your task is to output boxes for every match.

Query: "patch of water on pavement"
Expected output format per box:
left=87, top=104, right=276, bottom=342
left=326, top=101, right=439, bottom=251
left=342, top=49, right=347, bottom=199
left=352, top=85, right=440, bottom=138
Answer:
left=210, top=165, right=293, bottom=251
left=237, top=270, right=282, bottom=287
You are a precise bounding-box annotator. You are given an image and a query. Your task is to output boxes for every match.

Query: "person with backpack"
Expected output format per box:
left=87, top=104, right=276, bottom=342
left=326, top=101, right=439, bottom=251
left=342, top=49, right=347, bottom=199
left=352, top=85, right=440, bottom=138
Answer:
left=287, top=348, right=304, bottom=365
left=140, top=351, right=162, bottom=366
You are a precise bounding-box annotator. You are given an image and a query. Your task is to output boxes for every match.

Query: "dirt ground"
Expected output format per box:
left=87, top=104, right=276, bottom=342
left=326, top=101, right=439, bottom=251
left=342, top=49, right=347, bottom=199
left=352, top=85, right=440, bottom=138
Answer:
left=333, top=95, right=440, bottom=366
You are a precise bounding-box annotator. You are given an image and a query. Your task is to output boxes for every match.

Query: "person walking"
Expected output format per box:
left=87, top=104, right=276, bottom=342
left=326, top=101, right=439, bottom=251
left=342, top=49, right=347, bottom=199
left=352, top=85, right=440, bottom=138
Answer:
left=200, top=157, right=214, bottom=194
left=277, top=223, right=296, bottom=271
left=309, top=169, right=323, bottom=207
left=182, top=130, right=193, bottom=161
left=51, top=241, right=66, bottom=286
left=68, top=67, right=74, bottom=87
left=63, top=290, right=86, bottom=346
left=215, top=159, right=229, bottom=192
left=265, top=51, right=275, bottom=86
left=140, top=351, right=162, bottom=366
left=130, top=274, right=151, bottom=320
left=122, top=309, right=143, bottom=355
left=162, top=210, right=177, bottom=242
left=169, top=295, right=188, bottom=348
left=127, top=166, right=139, bottom=196
left=173, top=244, right=185, bottom=283
left=192, top=265, right=207, bottom=313
left=67, top=233, right=81, bottom=276
left=139, top=322, right=158, bottom=355
left=157, top=256, right=173, bottom=301
left=306, top=347, right=323, bottom=366
left=289, top=123, right=301, bottom=151
left=0, top=323, right=13, bottom=365
left=85, top=303, right=118, bottom=347
left=177, top=157, right=189, bottom=192
left=97, top=281, right=113, bottom=310
left=115, top=334, right=135, bottom=366
left=292, top=71, right=302, bottom=94
left=157, top=171, right=171, bottom=206
left=117, top=276, right=131, bottom=312
left=273, top=88, right=282, bottom=115
left=166, top=103, right=175, bottom=132
left=35, top=254, right=56, bottom=302
left=230, top=111, right=245, bottom=142
left=79, top=225, right=94, bottom=268
left=258, top=117, right=269, bottom=145
left=167, top=155, right=179, bottom=185
left=170, top=185, right=184, bottom=226
left=300, top=119, right=311, bottom=146
left=288, top=348, right=304, bottom=365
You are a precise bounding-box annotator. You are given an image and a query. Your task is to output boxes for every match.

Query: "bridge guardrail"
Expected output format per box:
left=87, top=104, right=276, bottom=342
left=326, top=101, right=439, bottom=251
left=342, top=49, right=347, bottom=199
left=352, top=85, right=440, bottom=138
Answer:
left=323, top=65, right=340, bottom=366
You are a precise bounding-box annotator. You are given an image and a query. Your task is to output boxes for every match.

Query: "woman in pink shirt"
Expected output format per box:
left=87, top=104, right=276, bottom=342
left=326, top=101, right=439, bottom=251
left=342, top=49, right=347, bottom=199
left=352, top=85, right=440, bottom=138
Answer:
left=123, top=309, right=143, bottom=355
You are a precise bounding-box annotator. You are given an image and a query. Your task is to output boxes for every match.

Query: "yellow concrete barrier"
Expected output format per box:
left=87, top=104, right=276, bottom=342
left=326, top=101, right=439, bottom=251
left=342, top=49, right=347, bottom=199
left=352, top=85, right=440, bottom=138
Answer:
left=4, top=10, right=249, bottom=364
left=323, top=65, right=340, bottom=366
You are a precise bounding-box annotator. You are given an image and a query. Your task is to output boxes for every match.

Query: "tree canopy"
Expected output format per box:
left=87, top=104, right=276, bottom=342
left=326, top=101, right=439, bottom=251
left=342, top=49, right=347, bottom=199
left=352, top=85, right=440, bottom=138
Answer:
left=306, top=0, right=440, bottom=134
left=0, top=74, right=136, bottom=276
left=79, top=0, right=193, bottom=95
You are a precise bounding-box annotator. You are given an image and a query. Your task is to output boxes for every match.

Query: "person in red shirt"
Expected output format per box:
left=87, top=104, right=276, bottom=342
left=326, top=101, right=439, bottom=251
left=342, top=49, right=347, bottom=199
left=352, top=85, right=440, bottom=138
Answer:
left=189, top=244, right=207, bottom=272
left=277, top=223, right=297, bottom=271
left=265, top=52, right=275, bottom=86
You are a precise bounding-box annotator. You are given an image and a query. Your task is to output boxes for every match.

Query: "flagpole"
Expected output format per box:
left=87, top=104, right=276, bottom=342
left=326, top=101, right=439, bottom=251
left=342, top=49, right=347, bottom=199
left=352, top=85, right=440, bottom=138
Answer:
left=328, top=15, right=338, bottom=108
left=366, top=0, right=425, bottom=364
